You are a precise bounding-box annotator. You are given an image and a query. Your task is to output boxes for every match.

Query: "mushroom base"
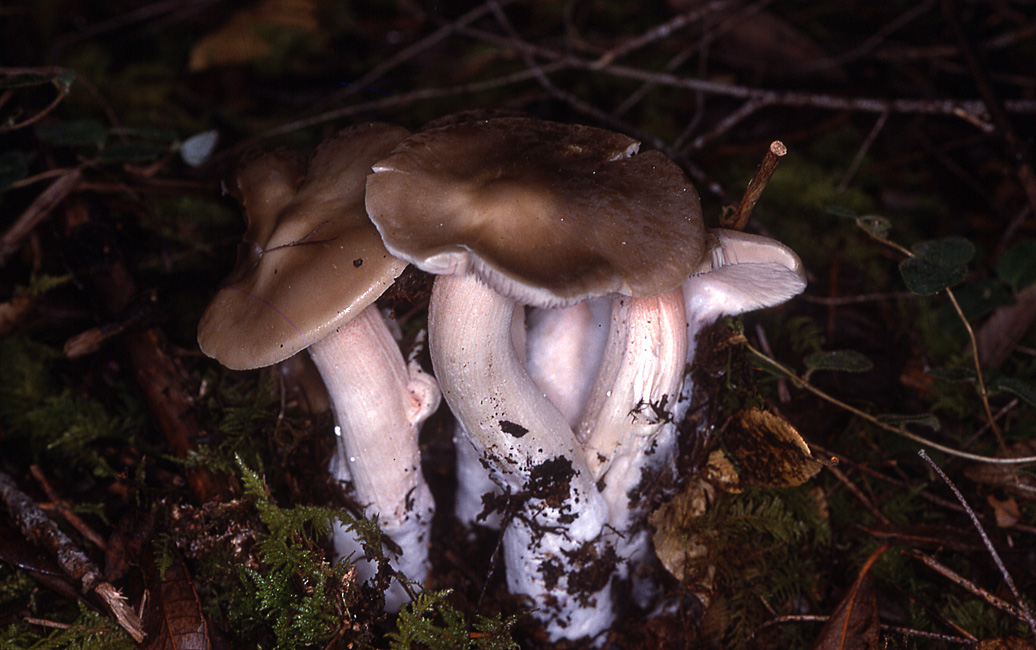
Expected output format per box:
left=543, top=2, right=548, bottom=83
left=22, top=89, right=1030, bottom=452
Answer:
left=429, top=273, right=614, bottom=640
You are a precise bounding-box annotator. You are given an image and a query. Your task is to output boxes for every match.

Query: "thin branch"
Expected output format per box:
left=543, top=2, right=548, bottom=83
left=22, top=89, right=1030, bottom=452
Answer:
left=904, top=549, right=1031, bottom=623
left=29, top=465, right=107, bottom=551
left=917, top=450, right=1036, bottom=638
left=838, top=108, right=889, bottom=192
left=0, top=471, right=145, bottom=642
left=744, top=341, right=1036, bottom=465
left=615, top=46, right=696, bottom=118
left=0, top=78, right=70, bottom=132
left=726, top=140, right=787, bottom=229
left=685, top=97, right=773, bottom=153
left=592, top=1, right=736, bottom=68
left=0, top=169, right=82, bottom=266
left=941, top=0, right=1036, bottom=218
left=221, top=62, right=570, bottom=159
left=756, top=614, right=973, bottom=644
left=825, top=463, right=891, bottom=526
left=800, top=0, right=936, bottom=73
left=945, top=287, right=1004, bottom=449
left=315, top=0, right=518, bottom=110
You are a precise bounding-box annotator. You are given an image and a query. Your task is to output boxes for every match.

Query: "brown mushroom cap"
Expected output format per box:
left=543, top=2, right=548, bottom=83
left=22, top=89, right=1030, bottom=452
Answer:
left=365, top=117, right=705, bottom=307
left=198, top=123, right=410, bottom=370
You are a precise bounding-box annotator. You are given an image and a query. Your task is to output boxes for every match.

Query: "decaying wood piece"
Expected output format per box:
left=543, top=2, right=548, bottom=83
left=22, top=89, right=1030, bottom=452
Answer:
left=0, top=169, right=82, bottom=266
left=0, top=470, right=145, bottom=642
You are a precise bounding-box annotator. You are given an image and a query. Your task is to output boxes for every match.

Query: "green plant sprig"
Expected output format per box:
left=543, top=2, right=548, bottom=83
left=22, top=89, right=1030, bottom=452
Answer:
left=858, top=218, right=1005, bottom=449
left=744, top=341, right=1036, bottom=465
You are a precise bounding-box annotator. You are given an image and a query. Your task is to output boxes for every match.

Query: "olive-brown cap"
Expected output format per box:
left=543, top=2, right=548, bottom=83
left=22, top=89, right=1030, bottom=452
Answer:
left=365, top=117, right=705, bottom=307
left=198, top=123, right=410, bottom=370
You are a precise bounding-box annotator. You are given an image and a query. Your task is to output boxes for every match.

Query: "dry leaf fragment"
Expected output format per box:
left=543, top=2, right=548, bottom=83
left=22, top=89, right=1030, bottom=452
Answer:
left=974, top=638, right=1036, bottom=650
left=976, top=284, right=1036, bottom=369
left=649, top=479, right=717, bottom=600
left=0, top=294, right=35, bottom=336
left=143, top=552, right=211, bottom=650
left=720, top=408, right=822, bottom=489
left=965, top=440, right=1036, bottom=499
left=986, top=494, right=1021, bottom=528
left=188, top=0, right=319, bottom=72
left=810, top=574, right=880, bottom=650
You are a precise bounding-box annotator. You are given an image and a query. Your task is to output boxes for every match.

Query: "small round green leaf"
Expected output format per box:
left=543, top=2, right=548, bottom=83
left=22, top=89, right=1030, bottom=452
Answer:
left=98, top=141, right=166, bottom=164
left=0, top=150, right=35, bottom=192
left=899, top=237, right=975, bottom=295
left=36, top=120, right=107, bottom=148
left=803, top=350, right=873, bottom=373
left=991, top=376, right=1036, bottom=408
left=855, top=215, right=891, bottom=239
left=996, top=240, right=1036, bottom=291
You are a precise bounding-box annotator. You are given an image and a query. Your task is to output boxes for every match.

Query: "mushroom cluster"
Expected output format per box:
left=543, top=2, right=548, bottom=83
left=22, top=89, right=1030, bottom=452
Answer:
left=365, top=116, right=806, bottom=638
left=199, top=116, right=806, bottom=642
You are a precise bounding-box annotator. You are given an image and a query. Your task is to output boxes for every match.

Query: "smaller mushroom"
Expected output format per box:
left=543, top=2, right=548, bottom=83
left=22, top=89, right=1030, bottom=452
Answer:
left=197, top=123, right=440, bottom=611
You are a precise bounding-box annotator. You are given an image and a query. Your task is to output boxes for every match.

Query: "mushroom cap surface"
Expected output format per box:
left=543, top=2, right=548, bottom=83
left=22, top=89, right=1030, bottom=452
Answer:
left=198, top=123, right=410, bottom=370
left=365, top=117, right=705, bottom=307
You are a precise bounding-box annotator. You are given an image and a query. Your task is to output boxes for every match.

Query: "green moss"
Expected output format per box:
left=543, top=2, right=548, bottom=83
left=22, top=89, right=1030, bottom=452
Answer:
left=697, top=487, right=830, bottom=649
left=388, top=590, right=519, bottom=650
left=0, top=606, right=135, bottom=650
left=0, top=337, right=142, bottom=480
left=224, top=458, right=362, bottom=649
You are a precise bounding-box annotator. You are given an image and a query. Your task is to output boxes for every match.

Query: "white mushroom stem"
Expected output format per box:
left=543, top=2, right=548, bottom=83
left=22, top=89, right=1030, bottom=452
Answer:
left=570, top=231, right=806, bottom=608
left=526, top=299, right=611, bottom=429
left=307, top=303, right=440, bottom=612
left=575, top=289, right=688, bottom=605
left=453, top=307, right=528, bottom=531
left=429, top=272, right=613, bottom=641
left=454, top=300, right=608, bottom=531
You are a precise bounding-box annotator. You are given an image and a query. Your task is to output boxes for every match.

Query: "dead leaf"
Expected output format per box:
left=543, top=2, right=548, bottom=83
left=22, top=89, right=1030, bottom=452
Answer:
left=663, top=2, right=845, bottom=82
left=143, top=552, right=211, bottom=650
left=188, top=0, right=319, bottom=72
left=720, top=408, right=822, bottom=489
left=703, top=449, right=741, bottom=493
left=974, top=638, right=1036, bottom=650
left=964, top=440, right=1036, bottom=500
left=649, top=479, right=717, bottom=601
left=986, top=494, right=1021, bottom=528
left=0, top=294, right=34, bottom=336
left=976, top=284, right=1036, bottom=369
left=811, top=544, right=888, bottom=650
left=810, top=574, right=880, bottom=650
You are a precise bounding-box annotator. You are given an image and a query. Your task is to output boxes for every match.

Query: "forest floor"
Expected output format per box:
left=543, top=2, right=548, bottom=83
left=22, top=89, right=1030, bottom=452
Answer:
left=1, top=1, right=1035, bottom=649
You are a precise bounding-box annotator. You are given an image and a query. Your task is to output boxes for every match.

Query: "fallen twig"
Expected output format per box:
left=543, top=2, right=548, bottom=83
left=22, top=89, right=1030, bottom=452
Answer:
left=918, top=450, right=1036, bottom=638
left=744, top=341, right=1036, bottom=464
left=0, top=471, right=145, bottom=642
left=0, top=169, right=82, bottom=266
left=904, top=549, right=1031, bottom=624
left=725, top=140, right=786, bottom=230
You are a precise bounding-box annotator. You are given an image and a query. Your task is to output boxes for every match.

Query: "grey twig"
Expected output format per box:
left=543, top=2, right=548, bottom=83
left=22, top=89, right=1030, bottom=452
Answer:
left=0, top=471, right=145, bottom=642
left=917, top=450, right=1036, bottom=638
